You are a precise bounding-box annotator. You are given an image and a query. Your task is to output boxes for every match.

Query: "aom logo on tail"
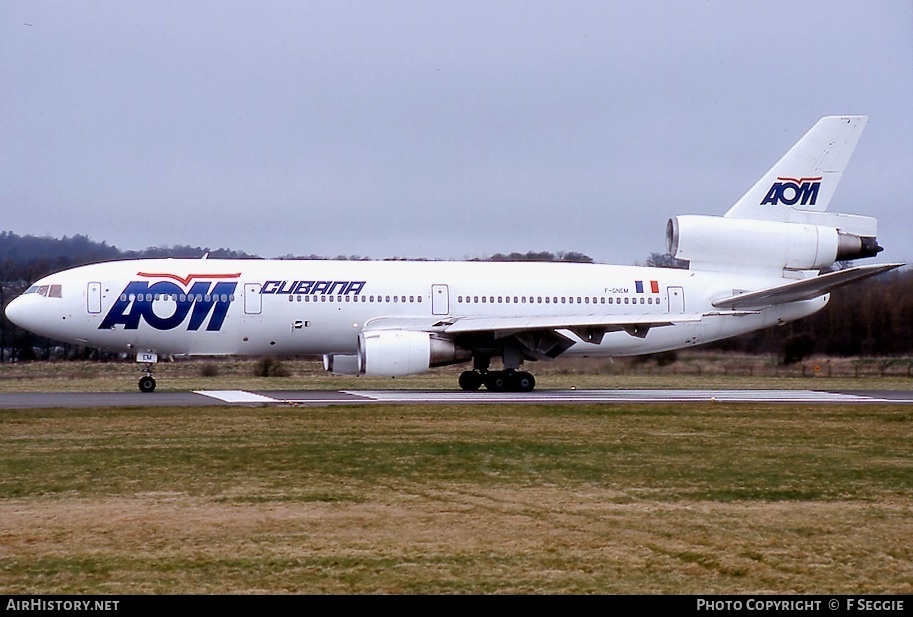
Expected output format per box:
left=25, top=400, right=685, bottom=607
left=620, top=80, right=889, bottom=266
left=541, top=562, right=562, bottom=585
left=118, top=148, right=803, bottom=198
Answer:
left=99, top=272, right=240, bottom=331
left=761, top=176, right=822, bottom=206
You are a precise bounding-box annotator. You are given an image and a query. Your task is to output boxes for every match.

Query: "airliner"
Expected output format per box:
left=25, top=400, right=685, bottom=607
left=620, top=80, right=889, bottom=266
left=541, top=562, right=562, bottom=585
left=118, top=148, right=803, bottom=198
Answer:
left=5, top=116, right=902, bottom=392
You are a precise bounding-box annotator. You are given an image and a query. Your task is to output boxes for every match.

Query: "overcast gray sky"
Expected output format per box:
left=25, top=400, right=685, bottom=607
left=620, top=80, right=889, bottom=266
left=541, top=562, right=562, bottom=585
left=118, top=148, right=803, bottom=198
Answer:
left=2, top=1, right=911, bottom=265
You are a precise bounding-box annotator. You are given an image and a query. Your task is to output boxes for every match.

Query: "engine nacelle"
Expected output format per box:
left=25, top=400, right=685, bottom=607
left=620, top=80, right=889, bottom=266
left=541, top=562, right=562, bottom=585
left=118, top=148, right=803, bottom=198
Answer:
left=323, top=353, right=361, bottom=376
left=666, top=215, right=881, bottom=271
left=324, top=331, right=471, bottom=377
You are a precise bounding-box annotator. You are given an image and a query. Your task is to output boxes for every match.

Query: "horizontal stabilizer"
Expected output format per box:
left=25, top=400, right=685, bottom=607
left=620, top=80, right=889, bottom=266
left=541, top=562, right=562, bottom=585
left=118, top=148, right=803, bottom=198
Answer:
left=712, top=263, right=903, bottom=310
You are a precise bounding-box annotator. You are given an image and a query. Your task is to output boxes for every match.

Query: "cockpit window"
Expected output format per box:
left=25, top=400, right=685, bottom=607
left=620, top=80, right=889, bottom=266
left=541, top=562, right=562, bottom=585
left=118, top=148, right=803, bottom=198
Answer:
left=23, top=284, right=63, bottom=298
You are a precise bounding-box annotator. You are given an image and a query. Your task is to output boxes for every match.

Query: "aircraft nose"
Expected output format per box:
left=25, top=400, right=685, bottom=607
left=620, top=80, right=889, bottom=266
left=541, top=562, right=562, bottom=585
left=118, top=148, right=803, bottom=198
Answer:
left=5, top=295, right=35, bottom=331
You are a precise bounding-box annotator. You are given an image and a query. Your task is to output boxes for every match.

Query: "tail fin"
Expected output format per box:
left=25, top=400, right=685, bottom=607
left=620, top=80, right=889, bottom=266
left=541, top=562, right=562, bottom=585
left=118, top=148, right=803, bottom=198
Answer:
left=724, top=116, right=872, bottom=235
left=667, top=116, right=884, bottom=274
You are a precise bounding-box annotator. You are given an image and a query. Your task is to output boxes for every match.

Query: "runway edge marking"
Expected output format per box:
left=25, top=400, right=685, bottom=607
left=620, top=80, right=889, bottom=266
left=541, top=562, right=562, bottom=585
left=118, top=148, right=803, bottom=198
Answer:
left=192, top=389, right=900, bottom=405
left=194, top=390, right=283, bottom=404
left=337, top=389, right=895, bottom=404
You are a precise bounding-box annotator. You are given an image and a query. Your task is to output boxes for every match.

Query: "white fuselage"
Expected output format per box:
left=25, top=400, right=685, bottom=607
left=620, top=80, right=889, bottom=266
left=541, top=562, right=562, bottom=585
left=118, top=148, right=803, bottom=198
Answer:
left=6, top=116, right=893, bottom=393
left=6, top=258, right=826, bottom=362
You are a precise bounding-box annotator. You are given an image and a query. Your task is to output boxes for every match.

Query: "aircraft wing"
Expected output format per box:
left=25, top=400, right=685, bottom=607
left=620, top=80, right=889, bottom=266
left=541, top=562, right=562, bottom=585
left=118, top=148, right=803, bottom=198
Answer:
left=363, top=313, right=705, bottom=360
left=712, top=263, right=903, bottom=310
left=361, top=312, right=706, bottom=363
left=437, top=313, right=703, bottom=337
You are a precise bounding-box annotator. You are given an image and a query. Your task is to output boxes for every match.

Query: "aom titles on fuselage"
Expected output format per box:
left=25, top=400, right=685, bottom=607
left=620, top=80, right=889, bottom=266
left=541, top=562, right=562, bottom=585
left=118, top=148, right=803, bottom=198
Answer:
left=5, top=116, right=902, bottom=392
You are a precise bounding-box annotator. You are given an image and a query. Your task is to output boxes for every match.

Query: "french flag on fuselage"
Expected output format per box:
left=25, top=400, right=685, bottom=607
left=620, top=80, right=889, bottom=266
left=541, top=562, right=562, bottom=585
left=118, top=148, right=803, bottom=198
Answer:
left=635, top=280, right=660, bottom=294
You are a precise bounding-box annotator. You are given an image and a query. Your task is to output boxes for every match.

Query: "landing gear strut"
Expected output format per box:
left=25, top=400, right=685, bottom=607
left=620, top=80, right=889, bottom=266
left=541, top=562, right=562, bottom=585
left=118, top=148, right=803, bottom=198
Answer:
left=136, top=352, right=158, bottom=393
left=458, top=369, right=536, bottom=392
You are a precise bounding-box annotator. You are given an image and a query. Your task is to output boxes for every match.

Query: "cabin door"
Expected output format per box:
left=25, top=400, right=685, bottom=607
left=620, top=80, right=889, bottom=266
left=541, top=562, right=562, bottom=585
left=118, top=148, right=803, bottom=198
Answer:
left=243, top=283, right=262, bottom=315
left=431, top=284, right=449, bottom=315
left=667, top=286, right=685, bottom=313
left=87, top=282, right=102, bottom=314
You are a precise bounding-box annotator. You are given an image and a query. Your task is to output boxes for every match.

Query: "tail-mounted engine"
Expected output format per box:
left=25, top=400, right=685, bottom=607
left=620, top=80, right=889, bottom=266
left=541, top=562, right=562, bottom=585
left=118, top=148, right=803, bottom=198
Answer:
left=666, top=215, right=882, bottom=272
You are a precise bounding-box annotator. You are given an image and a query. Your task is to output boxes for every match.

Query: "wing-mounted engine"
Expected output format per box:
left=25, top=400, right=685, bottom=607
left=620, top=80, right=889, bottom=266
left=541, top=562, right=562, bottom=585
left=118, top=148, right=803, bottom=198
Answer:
left=666, top=215, right=883, bottom=273
left=324, top=330, right=471, bottom=377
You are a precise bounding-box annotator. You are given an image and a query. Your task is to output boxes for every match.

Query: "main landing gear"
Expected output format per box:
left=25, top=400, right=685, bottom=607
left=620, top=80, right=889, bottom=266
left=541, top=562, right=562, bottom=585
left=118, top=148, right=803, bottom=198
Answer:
left=458, top=369, right=536, bottom=392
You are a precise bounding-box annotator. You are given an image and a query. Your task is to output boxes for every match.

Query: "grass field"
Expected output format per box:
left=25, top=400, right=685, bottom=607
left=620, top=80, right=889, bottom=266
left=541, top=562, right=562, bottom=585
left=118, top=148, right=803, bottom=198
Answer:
left=1, top=392, right=911, bottom=593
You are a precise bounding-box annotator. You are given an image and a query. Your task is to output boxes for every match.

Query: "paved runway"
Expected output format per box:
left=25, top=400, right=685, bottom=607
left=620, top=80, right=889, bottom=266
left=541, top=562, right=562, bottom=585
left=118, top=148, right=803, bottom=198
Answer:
left=0, top=388, right=911, bottom=409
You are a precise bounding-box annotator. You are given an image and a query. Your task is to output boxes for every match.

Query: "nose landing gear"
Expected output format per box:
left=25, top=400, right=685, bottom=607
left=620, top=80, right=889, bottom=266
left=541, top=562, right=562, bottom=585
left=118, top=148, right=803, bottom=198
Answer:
left=139, top=373, right=156, bottom=393
left=136, top=351, right=158, bottom=392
